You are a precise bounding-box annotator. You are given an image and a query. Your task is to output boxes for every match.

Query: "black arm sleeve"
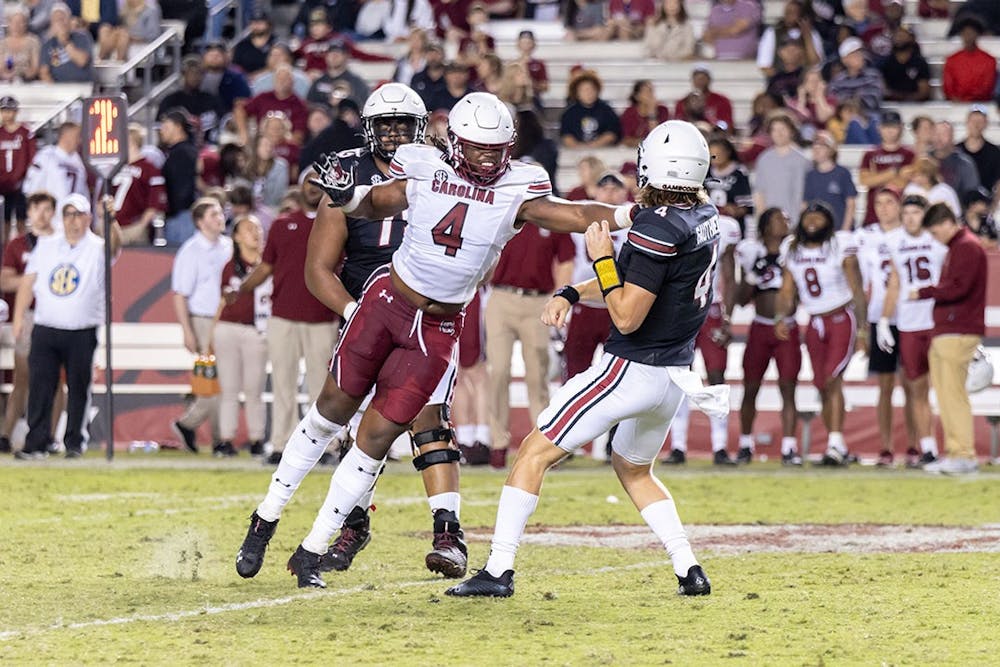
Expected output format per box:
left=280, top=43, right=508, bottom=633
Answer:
left=623, top=249, right=673, bottom=295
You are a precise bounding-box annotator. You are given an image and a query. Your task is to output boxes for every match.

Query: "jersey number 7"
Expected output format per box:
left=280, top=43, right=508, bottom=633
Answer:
left=432, top=202, right=468, bottom=257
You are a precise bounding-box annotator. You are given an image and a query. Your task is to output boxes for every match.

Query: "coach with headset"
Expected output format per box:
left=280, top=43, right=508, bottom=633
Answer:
left=11, top=194, right=122, bottom=459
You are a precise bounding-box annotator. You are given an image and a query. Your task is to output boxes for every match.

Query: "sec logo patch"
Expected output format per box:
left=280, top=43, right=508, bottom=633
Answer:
left=49, top=264, right=80, bottom=296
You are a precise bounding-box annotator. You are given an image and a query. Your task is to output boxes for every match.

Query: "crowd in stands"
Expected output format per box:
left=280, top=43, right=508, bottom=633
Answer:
left=1, top=0, right=999, bottom=460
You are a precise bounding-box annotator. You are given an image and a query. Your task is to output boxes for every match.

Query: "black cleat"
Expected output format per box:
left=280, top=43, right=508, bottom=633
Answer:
left=781, top=452, right=803, bottom=466
left=736, top=447, right=753, bottom=464
left=426, top=509, right=468, bottom=578
left=817, top=448, right=850, bottom=467
left=320, top=506, right=371, bottom=572
left=172, top=421, right=198, bottom=453
left=713, top=450, right=737, bottom=466
left=459, top=442, right=491, bottom=466
left=660, top=448, right=686, bottom=465
left=445, top=568, right=515, bottom=597
left=287, top=545, right=326, bottom=588
left=266, top=451, right=283, bottom=465
left=64, top=448, right=82, bottom=459
left=236, top=512, right=279, bottom=578
left=918, top=451, right=938, bottom=467
left=249, top=440, right=265, bottom=457
left=214, top=441, right=238, bottom=457
left=14, top=448, right=47, bottom=460
left=677, top=564, right=711, bottom=596
left=0, top=436, right=11, bottom=453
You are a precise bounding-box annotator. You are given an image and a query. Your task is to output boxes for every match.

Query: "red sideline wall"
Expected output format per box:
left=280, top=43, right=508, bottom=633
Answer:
left=99, top=248, right=1000, bottom=456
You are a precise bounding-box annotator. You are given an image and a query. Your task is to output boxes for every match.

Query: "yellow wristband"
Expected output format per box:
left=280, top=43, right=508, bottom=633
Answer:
left=592, top=256, right=622, bottom=296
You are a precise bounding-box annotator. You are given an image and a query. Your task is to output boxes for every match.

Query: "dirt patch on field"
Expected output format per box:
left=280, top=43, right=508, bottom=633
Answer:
left=467, top=524, right=1000, bottom=554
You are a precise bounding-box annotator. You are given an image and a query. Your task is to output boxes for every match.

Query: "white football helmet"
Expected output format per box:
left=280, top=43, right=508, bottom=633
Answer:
left=637, top=120, right=710, bottom=192
left=362, top=83, right=427, bottom=161
left=966, top=346, right=995, bottom=393
left=447, top=92, right=516, bottom=185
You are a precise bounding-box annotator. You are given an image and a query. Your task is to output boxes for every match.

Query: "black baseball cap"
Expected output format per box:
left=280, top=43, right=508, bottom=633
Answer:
left=0, top=96, right=17, bottom=110
left=248, top=8, right=269, bottom=22
left=961, top=186, right=992, bottom=208
left=881, top=110, right=902, bottom=126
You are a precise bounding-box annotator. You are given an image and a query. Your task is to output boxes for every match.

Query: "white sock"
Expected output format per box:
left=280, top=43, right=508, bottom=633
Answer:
left=475, top=424, right=491, bottom=444
left=738, top=434, right=754, bottom=451
left=827, top=432, right=846, bottom=455
left=781, top=437, right=798, bottom=456
left=710, top=413, right=729, bottom=453
left=919, top=436, right=938, bottom=456
left=428, top=491, right=461, bottom=518
left=484, top=485, right=539, bottom=577
left=671, top=398, right=690, bottom=452
left=456, top=425, right=475, bottom=446
left=640, top=498, right=698, bottom=577
left=301, top=446, right=383, bottom=554
left=256, top=405, right=345, bottom=522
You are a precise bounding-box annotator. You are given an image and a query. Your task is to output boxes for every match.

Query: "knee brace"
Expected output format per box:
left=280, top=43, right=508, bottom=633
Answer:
left=411, top=427, right=460, bottom=471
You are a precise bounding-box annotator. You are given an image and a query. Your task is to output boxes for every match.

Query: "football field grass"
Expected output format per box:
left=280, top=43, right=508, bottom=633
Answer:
left=2, top=454, right=1000, bottom=666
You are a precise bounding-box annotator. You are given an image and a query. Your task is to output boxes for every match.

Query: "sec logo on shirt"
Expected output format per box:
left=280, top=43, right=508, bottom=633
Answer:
left=49, top=264, right=81, bottom=296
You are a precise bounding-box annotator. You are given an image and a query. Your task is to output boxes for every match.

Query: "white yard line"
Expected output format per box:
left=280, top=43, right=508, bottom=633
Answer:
left=0, top=561, right=668, bottom=642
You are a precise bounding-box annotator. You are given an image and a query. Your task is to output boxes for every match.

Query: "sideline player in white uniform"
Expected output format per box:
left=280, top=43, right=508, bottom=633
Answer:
left=775, top=202, right=868, bottom=466
left=22, top=122, right=88, bottom=228
left=877, top=194, right=946, bottom=467
left=855, top=187, right=915, bottom=466
left=662, top=213, right=740, bottom=465
left=735, top=208, right=803, bottom=465
left=241, top=92, right=637, bottom=589
left=446, top=121, right=729, bottom=599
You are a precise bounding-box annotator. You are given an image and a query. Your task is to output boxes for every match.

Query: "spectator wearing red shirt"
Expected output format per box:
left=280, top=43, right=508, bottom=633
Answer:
left=214, top=215, right=271, bottom=457
left=859, top=110, right=915, bottom=224
left=516, top=30, right=549, bottom=95
left=236, top=66, right=309, bottom=145
left=673, top=64, right=734, bottom=132
left=428, top=0, right=473, bottom=39
left=235, top=178, right=336, bottom=451
left=915, top=204, right=989, bottom=474
left=0, top=96, right=36, bottom=225
left=458, top=3, right=496, bottom=64
left=943, top=15, right=997, bottom=102
left=608, top=0, right=656, bottom=40
left=109, top=125, right=168, bottom=246
left=565, top=155, right=607, bottom=201
left=295, top=9, right=396, bottom=73
left=620, top=80, right=670, bottom=148
left=485, top=222, right=575, bottom=468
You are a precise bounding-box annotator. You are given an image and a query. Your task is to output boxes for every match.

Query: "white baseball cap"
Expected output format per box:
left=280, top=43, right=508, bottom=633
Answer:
left=61, top=193, right=91, bottom=215
left=838, top=37, right=865, bottom=59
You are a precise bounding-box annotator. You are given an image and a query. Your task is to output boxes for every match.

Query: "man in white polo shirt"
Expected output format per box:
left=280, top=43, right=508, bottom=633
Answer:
left=11, top=193, right=121, bottom=459
left=170, top=198, right=233, bottom=455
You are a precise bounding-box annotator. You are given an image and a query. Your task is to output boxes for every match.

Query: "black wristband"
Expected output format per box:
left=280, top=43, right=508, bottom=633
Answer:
left=553, top=285, right=580, bottom=305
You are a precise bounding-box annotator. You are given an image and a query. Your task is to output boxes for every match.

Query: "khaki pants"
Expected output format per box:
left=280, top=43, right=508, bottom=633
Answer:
left=178, top=316, right=219, bottom=436
left=485, top=289, right=550, bottom=450
left=929, top=334, right=981, bottom=459
left=213, top=321, right=269, bottom=442
left=267, top=316, right=337, bottom=446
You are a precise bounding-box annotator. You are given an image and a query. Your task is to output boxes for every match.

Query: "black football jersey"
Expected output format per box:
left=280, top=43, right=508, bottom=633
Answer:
left=603, top=201, right=721, bottom=367
left=337, top=148, right=408, bottom=300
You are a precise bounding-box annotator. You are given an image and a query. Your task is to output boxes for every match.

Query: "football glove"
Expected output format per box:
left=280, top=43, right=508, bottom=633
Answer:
left=311, top=153, right=357, bottom=208
left=875, top=317, right=895, bottom=354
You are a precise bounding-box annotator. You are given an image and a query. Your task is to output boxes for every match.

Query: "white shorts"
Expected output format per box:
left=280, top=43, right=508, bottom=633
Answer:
left=536, top=352, right=730, bottom=465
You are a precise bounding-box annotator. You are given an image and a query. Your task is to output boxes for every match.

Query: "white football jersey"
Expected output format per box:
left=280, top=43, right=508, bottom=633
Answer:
left=388, top=144, right=552, bottom=304
left=855, top=223, right=901, bottom=324
left=736, top=237, right=786, bottom=292
left=780, top=230, right=858, bottom=316
left=884, top=228, right=948, bottom=332
left=22, top=145, right=89, bottom=227
left=710, top=215, right=743, bottom=305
